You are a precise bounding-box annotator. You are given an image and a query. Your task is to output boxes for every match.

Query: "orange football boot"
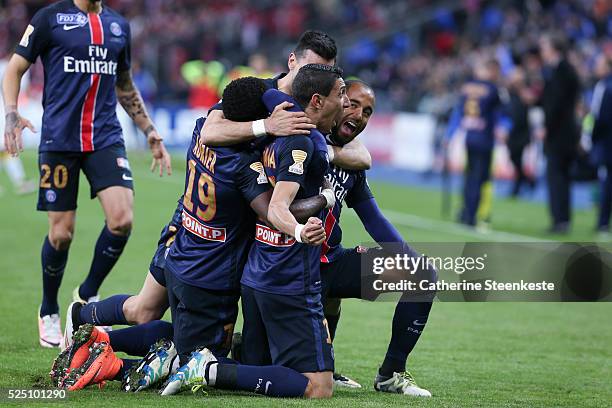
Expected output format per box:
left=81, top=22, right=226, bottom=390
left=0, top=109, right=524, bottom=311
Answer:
left=61, top=342, right=123, bottom=390
left=50, top=324, right=110, bottom=386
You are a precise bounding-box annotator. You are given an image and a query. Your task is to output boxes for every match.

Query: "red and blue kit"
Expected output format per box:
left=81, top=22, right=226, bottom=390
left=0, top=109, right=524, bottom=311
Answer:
left=165, top=118, right=271, bottom=291
left=241, top=134, right=327, bottom=295
left=16, top=0, right=130, bottom=152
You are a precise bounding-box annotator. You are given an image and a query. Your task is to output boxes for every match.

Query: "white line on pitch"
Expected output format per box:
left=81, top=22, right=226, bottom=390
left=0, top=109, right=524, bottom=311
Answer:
left=350, top=209, right=551, bottom=242
left=383, top=209, right=550, bottom=242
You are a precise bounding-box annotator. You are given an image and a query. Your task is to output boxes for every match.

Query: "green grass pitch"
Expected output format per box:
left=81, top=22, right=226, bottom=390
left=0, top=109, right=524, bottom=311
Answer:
left=0, top=150, right=610, bottom=407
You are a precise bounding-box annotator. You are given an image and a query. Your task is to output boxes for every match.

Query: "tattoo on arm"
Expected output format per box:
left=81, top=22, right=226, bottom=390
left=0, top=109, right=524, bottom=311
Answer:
left=5, top=111, right=18, bottom=132
left=116, top=70, right=150, bottom=123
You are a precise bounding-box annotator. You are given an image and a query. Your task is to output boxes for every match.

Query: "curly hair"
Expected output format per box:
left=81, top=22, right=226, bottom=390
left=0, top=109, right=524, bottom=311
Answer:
left=221, top=76, right=269, bottom=122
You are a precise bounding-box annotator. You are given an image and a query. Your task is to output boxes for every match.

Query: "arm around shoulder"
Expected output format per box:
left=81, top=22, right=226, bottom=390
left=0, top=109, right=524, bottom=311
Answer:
left=330, top=138, right=372, bottom=170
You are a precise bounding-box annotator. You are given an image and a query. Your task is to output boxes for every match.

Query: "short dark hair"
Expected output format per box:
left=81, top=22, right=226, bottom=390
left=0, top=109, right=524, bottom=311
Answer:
left=221, top=77, right=269, bottom=122
left=294, top=30, right=337, bottom=61
left=291, top=64, right=343, bottom=109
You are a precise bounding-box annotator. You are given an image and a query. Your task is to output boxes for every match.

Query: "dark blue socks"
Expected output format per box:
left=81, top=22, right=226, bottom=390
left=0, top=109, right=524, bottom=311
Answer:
left=108, top=320, right=173, bottom=356
left=379, top=301, right=433, bottom=377
left=79, top=294, right=130, bottom=326
left=79, top=225, right=129, bottom=300
left=214, top=363, right=309, bottom=398
left=40, top=236, right=68, bottom=316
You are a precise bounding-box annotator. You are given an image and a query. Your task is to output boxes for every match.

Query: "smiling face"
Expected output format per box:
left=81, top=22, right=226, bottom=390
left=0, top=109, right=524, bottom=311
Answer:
left=333, top=81, right=376, bottom=144
left=316, top=77, right=349, bottom=134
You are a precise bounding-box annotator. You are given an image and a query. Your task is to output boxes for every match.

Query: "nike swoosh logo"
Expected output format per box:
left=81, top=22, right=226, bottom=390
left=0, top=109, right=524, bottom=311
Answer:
left=63, top=24, right=81, bottom=31
left=264, top=381, right=272, bottom=394
left=122, top=174, right=133, bottom=181
left=412, top=320, right=426, bottom=326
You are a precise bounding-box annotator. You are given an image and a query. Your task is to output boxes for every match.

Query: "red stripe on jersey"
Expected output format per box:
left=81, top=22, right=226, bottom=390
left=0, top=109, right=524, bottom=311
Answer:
left=320, top=208, right=336, bottom=263
left=89, top=13, right=103, bottom=44
left=80, top=13, right=104, bottom=151
left=81, top=74, right=100, bottom=151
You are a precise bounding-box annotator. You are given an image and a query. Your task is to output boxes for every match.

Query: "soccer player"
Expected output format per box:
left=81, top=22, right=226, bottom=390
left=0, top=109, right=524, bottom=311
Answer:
left=446, top=59, right=507, bottom=227
left=202, top=29, right=369, bottom=387
left=59, top=75, right=334, bottom=392
left=63, top=29, right=366, bottom=335
left=246, top=79, right=437, bottom=396
left=318, top=80, right=436, bottom=396
left=61, top=28, right=366, bottom=387
left=163, top=75, right=333, bottom=367
left=1, top=0, right=171, bottom=347
left=589, top=55, right=612, bottom=234
left=162, top=65, right=348, bottom=399
left=52, top=78, right=334, bottom=391
left=52, top=76, right=334, bottom=391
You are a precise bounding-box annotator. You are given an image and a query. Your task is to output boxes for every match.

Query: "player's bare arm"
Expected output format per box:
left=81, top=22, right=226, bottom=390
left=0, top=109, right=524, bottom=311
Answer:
left=268, top=180, right=326, bottom=245
left=329, top=138, right=371, bottom=170
left=115, top=69, right=171, bottom=176
left=201, top=102, right=316, bottom=146
left=250, top=188, right=332, bottom=225
left=288, top=178, right=335, bottom=222
left=2, top=54, right=36, bottom=156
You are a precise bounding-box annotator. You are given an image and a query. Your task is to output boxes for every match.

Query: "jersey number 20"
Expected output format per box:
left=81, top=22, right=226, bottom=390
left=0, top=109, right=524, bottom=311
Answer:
left=183, top=159, right=217, bottom=222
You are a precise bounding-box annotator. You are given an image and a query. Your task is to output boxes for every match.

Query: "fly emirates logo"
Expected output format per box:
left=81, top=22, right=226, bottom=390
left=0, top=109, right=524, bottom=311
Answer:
left=64, top=46, right=117, bottom=75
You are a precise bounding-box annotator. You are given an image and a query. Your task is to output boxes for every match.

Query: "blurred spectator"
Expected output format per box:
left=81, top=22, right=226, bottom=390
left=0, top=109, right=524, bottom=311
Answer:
left=506, top=67, right=535, bottom=197
left=249, top=53, right=273, bottom=78
left=1, top=0, right=611, bottom=114
left=131, top=61, right=157, bottom=103
left=540, top=34, right=581, bottom=234
left=589, top=54, right=612, bottom=233
left=446, top=59, right=505, bottom=227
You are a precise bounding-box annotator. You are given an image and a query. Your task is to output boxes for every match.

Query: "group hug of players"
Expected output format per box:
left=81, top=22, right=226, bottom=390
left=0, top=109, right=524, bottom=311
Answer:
left=2, top=0, right=436, bottom=399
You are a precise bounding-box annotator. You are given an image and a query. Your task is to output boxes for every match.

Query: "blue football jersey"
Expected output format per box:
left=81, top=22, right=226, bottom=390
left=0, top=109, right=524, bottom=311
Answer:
left=165, top=117, right=271, bottom=291
left=457, top=79, right=502, bottom=151
left=320, top=163, right=373, bottom=263
left=15, top=0, right=130, bottom=152
left=241, top=133, right=328, bottom=295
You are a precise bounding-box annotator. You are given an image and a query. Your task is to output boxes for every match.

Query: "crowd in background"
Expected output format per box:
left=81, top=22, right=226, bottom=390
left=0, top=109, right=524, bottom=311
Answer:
left=1, top=0, right=610, bottom=113
left=1, top=0, right=611, bottom=230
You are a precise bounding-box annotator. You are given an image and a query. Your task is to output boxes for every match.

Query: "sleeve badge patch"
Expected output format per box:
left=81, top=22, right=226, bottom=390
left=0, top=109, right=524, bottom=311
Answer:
left=19, top=25, right=34, bottom=47
left=288, top=150, right=307, bottom=175
left=249, top=162, right=269, bottom=184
